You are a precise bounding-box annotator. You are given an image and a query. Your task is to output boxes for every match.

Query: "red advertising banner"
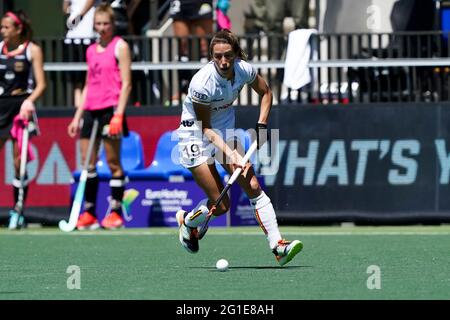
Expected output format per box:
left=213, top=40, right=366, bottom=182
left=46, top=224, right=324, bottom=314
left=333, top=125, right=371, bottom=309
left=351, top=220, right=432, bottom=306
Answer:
left=0, top=115, right=179, bottom=208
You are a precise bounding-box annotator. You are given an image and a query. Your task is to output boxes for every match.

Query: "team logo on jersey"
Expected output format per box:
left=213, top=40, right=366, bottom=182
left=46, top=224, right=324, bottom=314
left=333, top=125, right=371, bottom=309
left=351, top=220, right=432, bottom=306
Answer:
left=192, top=90, right=208, bottom=101
left=181, top=120, right=195, bottom=127
left=5, top=71, right=15, bottom=81
left=14, top=61, right=24, bottom=73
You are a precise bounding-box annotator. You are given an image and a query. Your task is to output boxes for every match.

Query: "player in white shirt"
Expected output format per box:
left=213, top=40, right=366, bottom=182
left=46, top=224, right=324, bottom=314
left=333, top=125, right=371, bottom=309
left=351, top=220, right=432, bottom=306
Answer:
left=176, top=29, right=303, bottom=266
left=178, top=56, right=256, bottom=168
left=64, top=0, right=96, bottom=38
left=63, top=0, right=97, bottom=108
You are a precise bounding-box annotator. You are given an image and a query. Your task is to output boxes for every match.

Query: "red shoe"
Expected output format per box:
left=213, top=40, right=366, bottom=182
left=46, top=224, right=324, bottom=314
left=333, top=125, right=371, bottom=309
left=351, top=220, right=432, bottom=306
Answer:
left=101, top=211, right=125, bottom=229
left=76, top=212, right=100, bottom=230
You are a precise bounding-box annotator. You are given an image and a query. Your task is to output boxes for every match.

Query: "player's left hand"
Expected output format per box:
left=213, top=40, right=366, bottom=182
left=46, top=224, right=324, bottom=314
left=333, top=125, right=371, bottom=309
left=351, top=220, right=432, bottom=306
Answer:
left=19, top=99, right=35, bottom=120
left=66, top=13, right=83, bottom=30
left=108, top=114, right=123, bottom=137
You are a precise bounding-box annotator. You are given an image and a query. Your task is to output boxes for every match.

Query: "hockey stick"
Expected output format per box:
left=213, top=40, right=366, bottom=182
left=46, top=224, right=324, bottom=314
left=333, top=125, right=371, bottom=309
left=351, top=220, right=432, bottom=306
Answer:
left=59, top=119, right=99, bottom=232
left=9, top=121, right=31, bottom=229
left=31, top=111, right=41, bottom=136
left=198, top=140, right=258, bottom=239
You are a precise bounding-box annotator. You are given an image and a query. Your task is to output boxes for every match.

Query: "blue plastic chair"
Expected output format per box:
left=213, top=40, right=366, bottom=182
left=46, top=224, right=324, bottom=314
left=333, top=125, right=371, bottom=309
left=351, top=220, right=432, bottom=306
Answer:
left=128, top=131, right=191, bottom=180
left=96, top=131, right=145, bottom=178
left=71, top=131, right=145, bottom=180
left=128, top=130, right=232, bottom=180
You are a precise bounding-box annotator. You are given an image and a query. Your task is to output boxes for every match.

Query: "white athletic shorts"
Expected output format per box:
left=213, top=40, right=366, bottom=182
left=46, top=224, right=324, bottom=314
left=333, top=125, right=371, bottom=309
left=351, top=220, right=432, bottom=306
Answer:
left=177, top=120, right=246, bottom=169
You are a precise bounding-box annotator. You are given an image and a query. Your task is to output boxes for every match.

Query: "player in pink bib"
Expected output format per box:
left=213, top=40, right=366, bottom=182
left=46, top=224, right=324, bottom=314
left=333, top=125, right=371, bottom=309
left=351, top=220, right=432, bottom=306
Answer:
left=84, top=35, right=122, bottom=111
left=67, top=2, right=132, bottom=230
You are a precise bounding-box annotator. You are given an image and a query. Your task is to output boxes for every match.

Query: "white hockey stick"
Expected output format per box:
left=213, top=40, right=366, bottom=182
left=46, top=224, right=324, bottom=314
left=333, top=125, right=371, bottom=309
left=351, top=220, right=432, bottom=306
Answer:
left=59, top=119, right=99, bottom=232
left=8, top=122, right=30, bottom=229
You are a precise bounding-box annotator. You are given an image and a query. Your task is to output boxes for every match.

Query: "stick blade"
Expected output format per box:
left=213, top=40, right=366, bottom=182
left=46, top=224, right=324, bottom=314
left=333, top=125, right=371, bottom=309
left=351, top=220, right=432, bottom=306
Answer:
left=59, top=176, right=86, bottom=232
left=58, top=219, right=75, bottom=232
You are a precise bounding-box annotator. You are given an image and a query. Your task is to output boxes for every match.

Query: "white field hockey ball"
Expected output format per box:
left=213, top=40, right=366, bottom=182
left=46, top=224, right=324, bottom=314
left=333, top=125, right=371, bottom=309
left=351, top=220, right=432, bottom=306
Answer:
left=216, top=259, right=229, bottom=271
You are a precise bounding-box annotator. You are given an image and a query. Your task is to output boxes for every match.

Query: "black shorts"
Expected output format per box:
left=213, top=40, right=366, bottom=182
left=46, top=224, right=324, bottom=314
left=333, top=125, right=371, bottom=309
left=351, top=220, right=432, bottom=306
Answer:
left=62, top=39, right=92, bottom=84
left=80, top=107, right=129, bottom=139
left=170, top=0, right=213, bottom=21
left=0, top=95, right=27, bottom=138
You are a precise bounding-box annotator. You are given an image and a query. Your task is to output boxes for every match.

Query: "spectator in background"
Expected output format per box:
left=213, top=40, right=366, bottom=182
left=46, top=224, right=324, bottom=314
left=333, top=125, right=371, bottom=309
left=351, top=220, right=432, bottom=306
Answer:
left=108, top=0, right=167, bottom=36
left=107, top=0, right=129, bottom=36
left=125, top=0, right=168, bottom=107
left=126, top=0, right=150, bottom=35
left=244, top=0, right=311, bottom=103
left=0, top=10, right=46, bottom=228
left=67, top=2, right=132, bottom=230
left=245, top=0, right=310, bottom=37
left=216, top=0, right=231, bottom=31
left=63, top=0, right=97, bottom=108
left=169, top=0, right=214, bottom=105
left=245, top=0, right=310, bottom=59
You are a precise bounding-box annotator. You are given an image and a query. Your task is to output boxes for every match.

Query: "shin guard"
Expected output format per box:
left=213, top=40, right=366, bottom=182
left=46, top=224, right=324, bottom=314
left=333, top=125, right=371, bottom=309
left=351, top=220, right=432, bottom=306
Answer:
left=184, top=199, right=211, bottom=228
left=250, top=191, right=282, bottom=249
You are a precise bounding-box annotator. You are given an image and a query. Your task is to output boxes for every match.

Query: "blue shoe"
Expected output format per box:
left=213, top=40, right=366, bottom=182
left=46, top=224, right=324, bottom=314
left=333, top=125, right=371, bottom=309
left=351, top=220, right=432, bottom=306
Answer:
left=18, top=214, right=25, bottom=229
left=8, top=210, right=25, bottom=230
left=8, top=210, right=19, bottom=229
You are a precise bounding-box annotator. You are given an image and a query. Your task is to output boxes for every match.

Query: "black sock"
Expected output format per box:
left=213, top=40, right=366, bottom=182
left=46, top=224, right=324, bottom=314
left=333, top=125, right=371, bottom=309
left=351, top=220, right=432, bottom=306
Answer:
left=110, top=176, right=126, bottom=214
left=84, top=169, right=99, bottom=216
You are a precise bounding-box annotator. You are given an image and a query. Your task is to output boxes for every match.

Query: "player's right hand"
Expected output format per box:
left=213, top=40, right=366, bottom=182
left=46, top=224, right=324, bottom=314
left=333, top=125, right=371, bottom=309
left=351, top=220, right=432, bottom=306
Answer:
left=229, top=149, right=251, bottom=177
left=19, top=99, right=35, bottom=120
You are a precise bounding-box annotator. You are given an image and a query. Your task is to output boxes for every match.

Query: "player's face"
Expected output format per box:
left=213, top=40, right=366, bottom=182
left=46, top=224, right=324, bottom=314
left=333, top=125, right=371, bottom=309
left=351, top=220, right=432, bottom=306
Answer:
left=0, top=17, right=21, bottom=42
left=94, top=12, right=114, bottom=39
left=212, top=43, right=236, bottom=78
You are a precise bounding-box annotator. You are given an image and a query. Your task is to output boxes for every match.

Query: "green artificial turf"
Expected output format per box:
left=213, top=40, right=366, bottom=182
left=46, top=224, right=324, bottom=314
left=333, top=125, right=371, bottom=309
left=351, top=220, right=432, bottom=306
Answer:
left=1, top=226, right=450, bottom=300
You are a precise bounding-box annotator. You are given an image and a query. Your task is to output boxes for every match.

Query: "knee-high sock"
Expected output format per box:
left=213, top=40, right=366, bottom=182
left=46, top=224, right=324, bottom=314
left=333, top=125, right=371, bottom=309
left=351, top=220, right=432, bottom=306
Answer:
left=12, top=175, right=28, bottom=212
left=110, top=176, right=127, bottom=214
left=250, top=191, right=282, bottom=249
left=184, top=199, right=213, bottom=228
left=84, top=168, right=99, bottom=216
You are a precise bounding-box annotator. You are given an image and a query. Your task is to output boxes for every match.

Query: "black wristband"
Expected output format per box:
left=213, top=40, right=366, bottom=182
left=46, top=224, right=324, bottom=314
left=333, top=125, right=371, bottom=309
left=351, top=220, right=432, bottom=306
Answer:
left=255, top=123, right=268, bottom=149
left=256, top=123, right=267, bottom=130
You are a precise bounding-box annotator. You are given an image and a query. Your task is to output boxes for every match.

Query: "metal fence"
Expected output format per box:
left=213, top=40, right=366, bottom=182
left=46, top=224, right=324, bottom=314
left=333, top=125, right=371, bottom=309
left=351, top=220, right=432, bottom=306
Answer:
left=36, top=31, right=450, bottom=108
